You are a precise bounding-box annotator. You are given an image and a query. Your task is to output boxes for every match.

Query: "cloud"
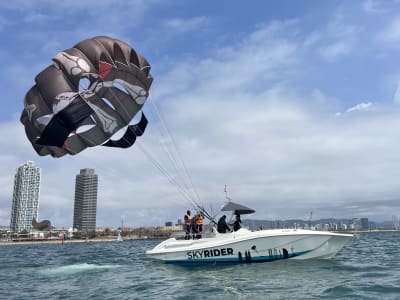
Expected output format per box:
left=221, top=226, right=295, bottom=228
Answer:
left=376, top=15, right=400, bottom=44
left=393, top=80, right=400, bottom=104
left=346, top=102, right=375, bottom=113
left=147, top=17, right=400, bottom=223
left=319, top=41, right=352, bottom=62
left=0, top=0, right=160, bottom=52
left=362, top=0, right=389, bottom=14
left=2, top=2, right=400, bottom=228
left=317, top=12, right=359, bottom=61
left=155, top=21, right=300, bottom=101
left=162, top=16, right=209, bottom=34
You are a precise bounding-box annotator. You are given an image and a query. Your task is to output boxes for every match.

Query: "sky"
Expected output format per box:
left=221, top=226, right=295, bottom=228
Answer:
left=1, top=0, right=400, bottom=228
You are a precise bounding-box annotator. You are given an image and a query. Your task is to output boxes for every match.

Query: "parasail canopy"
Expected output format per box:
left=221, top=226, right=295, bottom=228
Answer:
left=21, top=36, right=153, bottom=157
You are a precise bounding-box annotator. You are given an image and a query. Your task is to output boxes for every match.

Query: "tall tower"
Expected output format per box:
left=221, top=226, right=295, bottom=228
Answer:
left=10, top=161, right=41, bottom=232
left=73, top=168, right=98, bottom=231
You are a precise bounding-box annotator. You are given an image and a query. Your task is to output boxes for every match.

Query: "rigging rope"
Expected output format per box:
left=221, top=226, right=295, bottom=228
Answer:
left=149, top=97, right=202, bottom=204
left=78, top=78, right=214, bottom=222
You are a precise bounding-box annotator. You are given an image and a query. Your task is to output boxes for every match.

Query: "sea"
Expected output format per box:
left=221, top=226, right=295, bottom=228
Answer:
left=0, top=231, right=399, bottom=300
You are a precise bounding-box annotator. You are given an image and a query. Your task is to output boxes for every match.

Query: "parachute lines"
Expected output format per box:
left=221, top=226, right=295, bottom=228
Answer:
left=133, top=96, right=214, bottom=222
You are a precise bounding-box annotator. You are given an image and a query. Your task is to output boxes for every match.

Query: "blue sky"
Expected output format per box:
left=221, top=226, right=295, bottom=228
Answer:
left=1, top=0, right=400, bottom=228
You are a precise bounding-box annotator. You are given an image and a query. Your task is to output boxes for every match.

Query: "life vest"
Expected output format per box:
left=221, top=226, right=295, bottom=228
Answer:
left=196, top=215, right=204, bottom=225
left=184, top=214, right=191, bottom=224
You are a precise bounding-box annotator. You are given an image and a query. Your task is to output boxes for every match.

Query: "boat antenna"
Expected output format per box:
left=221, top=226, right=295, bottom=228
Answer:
left=224, top=184, right=232, bottom=202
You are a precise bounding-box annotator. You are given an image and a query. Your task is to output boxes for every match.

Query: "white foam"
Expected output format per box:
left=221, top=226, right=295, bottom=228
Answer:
left=39, top=263, right=119, bottom=276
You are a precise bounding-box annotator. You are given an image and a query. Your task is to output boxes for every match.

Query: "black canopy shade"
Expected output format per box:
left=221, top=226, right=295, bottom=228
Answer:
left=220, top=201, right=255, bottom=215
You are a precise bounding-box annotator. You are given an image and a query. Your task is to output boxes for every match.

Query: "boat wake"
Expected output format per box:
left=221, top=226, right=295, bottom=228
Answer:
left=39, top=263, right=120, bottom=276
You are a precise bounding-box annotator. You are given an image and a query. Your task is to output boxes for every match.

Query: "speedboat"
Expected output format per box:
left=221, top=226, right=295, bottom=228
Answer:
left=146, top=227, right=353, bottom=265
left=146, top=201, right=353, bottom=265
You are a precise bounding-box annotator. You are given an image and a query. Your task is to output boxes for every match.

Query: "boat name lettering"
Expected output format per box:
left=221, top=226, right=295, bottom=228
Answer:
left=187, top=248, right=234, bottom=259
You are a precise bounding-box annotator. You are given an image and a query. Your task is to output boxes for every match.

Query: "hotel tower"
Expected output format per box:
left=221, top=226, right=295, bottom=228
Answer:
left=10, top=161, right=41, bottom=232
left=73, top=168, right=98, bottom=231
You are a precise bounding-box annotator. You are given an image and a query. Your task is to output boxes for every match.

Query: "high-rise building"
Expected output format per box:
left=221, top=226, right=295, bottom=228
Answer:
left=73, top=168, right=98, bottom=231
left=10, top=161, right=41, bottom=232
left=360, top=218, right=369, bottom=230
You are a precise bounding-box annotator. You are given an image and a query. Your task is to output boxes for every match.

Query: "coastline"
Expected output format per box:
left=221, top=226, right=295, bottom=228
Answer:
left=1, top=229, right=398, bottom=246
left=0, top=237, right=119, bottom=246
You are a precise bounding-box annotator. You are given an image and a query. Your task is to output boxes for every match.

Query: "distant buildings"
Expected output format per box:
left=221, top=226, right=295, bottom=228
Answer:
left=360, top=218, right=369, bottom=230
left=73, top=168, right=98, bottom=231
left=10, top=161, right=41, bottom=232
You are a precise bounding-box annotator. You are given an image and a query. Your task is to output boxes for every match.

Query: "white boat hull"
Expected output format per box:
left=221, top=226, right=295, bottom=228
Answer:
left=146, top=228, right=353, bottom=264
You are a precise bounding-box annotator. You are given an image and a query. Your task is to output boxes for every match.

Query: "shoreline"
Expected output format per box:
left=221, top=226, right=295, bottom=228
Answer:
left=1, top=229, right=398, bottom=246
left=0, top=237, right=123, bottom=246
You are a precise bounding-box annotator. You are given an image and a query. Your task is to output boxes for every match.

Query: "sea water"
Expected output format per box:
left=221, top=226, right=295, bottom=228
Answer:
left=0, top=231, right=399, bottom=299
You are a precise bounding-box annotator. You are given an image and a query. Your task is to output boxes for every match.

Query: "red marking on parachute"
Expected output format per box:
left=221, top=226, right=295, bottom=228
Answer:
left=63, top=139, right=72, bottom=152
left=99, top=61, right=112, bottom=79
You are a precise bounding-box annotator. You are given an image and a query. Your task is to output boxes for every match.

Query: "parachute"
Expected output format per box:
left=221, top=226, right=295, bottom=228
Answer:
left=21, top=36, right=153, bottom=157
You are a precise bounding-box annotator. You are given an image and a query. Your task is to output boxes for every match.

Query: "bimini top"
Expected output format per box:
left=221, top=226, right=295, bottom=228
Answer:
left=220, top=200, right=255, bottom=215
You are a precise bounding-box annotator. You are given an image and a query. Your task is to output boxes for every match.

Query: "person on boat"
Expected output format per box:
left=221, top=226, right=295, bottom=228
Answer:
left=191, top=213, right=199, bottom=239
left=217, top=215, right=231, bottom=233
left=184, top=210, right=191, bottom=240
left=195, top=213, right=204, bottom=238
left=233, top=214, right=242, bottom=232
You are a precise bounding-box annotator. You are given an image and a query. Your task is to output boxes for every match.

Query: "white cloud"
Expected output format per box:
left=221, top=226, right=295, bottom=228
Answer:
left=303, top=31, right=321, bottom=48
left=163, top=16, right=209, bottom=34
left=23, top=12, right=58, bottom=23
left=393, top=80, right=400, bottom=104
left=4, top=93, right=400, bottom=226
left=317, top=12, right=359, bottom=61
left=362, top=0, right=388, bottom=14
left=2, top=3, right=400, bottom=228
left=346, top=102, right=375, bottom=112
left=319, top=41, right=352, bottom=62
left=335, top=102, right=375, bottom=116
left=155, top=21, right=300, bottom=102
left=376, top=15, right=400, bottom=44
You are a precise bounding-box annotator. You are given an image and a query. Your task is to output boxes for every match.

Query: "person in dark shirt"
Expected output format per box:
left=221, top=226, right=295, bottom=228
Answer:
left=233, top=214, right=241, bottom=232
left=190, top=212, right=198, bottom=239
left=183, top=210, right=191, bottom=240
left=217, top=215, right=231, bottom=233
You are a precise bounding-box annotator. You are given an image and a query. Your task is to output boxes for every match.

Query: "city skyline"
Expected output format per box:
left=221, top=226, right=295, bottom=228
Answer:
left=1, top=1, right=400, bottom=227
left=0, top=159, right=399, bottom=229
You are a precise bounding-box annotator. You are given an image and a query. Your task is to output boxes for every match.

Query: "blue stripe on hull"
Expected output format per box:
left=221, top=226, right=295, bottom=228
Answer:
left=164, top=250, right=311, bottom=265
